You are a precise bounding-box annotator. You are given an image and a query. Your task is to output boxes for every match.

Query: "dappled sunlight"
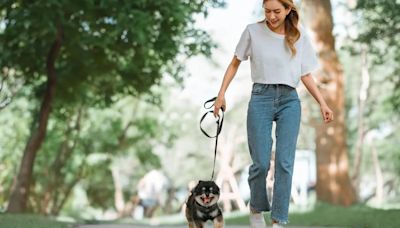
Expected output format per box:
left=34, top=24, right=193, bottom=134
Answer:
left=329, top=178, right=340, bottom=196
left=338, top=154, right=349, bottom=172
left=327, top=126, right=335, bottom=135
left=319, top=137, right=327, bottom=145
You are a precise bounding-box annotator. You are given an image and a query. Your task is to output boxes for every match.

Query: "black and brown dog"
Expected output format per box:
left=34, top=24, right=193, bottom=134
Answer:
left=185, top=180, right=224, bottom=228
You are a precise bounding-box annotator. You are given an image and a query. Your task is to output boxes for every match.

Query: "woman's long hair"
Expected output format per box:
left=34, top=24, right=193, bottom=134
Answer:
left=263, top=0, right=300, bottom=56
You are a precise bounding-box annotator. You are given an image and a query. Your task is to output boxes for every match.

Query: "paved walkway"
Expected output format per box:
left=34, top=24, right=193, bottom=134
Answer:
left=75, top=225, right=247, bottom=228
left=75, top=224, right=334, bottom=228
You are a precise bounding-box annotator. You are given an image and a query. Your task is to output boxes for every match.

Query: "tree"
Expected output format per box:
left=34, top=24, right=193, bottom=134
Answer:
left=0, top=71, right=19, bottom=110
left=302, top=0, right=357, bottom=206
left=353, top=0, right=400, bottom=112
left=0, top=0, right=224, bottom=212
left=345, top=0, right=400, bottom=202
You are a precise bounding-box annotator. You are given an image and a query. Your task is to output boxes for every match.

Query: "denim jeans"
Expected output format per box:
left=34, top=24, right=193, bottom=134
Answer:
left=247, top=83, right=301, bottom=224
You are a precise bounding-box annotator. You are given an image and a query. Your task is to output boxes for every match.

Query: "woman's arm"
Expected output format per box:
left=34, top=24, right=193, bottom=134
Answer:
left=301, top=73, right=334, bottom=123
left=213, top=56, right=242, bottom=117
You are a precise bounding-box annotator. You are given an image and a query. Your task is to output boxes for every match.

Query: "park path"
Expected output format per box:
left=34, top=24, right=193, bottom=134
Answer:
left=75, top=224, right=337, bottom=228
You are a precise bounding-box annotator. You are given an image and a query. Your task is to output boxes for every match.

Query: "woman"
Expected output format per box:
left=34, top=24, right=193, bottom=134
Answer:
left=213, top=0, right=333, bottom=227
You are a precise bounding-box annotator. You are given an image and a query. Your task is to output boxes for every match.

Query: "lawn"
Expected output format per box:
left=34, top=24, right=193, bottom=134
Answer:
left=0, top=214, right=72, bottom=228
left=1, top=203, right=399, bottom=228
left=225, top=203, right=400, bottom=228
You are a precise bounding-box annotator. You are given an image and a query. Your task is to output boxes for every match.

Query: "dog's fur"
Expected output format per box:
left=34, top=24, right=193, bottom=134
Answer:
left=185, top=180, right=224, bottom=228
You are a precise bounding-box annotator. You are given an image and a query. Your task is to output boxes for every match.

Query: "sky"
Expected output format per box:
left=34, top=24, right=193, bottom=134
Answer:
left=171, top=0, right=262, bottom=109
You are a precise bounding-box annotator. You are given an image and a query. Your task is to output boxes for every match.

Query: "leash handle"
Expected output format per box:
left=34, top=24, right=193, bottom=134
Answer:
left=200, top=97, right=224, bottom=138
left=199, top=97, right=224, bottom=180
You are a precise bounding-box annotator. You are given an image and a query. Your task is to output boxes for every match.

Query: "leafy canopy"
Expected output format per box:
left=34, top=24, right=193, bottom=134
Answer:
left=353, top=0, right=400, bottom=111
left=0, top=0, right=224, bottom=106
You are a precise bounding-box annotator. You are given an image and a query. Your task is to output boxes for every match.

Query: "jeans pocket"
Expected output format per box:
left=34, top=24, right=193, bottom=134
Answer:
left=251, top=83, right=264, bottom=95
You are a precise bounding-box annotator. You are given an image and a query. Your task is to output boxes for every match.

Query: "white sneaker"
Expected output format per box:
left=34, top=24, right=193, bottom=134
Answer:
left=272, top=223, right=284, bottom=228
left=249, top=213, right=267, bottom=228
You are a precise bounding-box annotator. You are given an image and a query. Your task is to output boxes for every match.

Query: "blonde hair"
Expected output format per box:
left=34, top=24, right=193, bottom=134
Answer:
left=263, top=0, right=300, bottom=56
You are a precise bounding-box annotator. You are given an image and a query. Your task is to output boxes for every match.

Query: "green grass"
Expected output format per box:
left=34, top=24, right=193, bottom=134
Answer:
left=289, top=203, right=400, bottom=228
left=0, top=214, right=72, bottom=228
left=2, top=203, right=399, bottom=228
left=225, top=203, right=400, bottom=228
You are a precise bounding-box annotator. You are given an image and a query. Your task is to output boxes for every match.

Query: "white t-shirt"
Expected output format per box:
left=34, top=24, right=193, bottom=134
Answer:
left=234, top=21, right=319, bottom=88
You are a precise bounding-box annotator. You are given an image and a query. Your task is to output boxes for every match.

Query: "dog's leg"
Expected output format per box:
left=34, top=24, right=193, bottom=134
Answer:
left=194, top=221, right=204, bottom=228
left=187, top=221, right=195, bottom=228
left=213, top=216, right=224, bottom=228
left=213, top=220, right=224, bottom=228
left=185, top=204, right=194, bottom=228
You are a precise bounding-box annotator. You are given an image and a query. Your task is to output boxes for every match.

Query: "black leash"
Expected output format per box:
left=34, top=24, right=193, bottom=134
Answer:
left=199, top=97, right=224, bottom=180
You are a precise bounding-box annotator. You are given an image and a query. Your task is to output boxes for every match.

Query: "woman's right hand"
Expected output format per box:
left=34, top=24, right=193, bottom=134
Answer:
left=213, top=95, right=226, bottom=117
left=212, top=56, right=241, bottom=117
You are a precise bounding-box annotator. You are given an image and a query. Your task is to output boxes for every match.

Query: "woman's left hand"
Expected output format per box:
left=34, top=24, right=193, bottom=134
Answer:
left=320, top=104, right=334, bottom=123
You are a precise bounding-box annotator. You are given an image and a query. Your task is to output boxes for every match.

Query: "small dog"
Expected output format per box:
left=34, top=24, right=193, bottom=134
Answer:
left=185, top=180, right=224, bottom=228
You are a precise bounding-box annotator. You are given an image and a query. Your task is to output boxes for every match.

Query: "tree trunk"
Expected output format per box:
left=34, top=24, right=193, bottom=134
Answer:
left=0, top=69, right=20, bottom=110
left=52, top=166, right=83, bottom=215
left=112, top=166, right=125, bottom=215
left=40, top=108, right=82, bottom=215
left=111, top=121, right=135, bottom=217
left=352, top=46, right=370, bottom=194
left=371, top=143, right=383, bottom=204
left=302, top=0, right=357, bottom=206
left=7, top=24, right=63, bottom=213
left=0, top=71, right=11, bottom=110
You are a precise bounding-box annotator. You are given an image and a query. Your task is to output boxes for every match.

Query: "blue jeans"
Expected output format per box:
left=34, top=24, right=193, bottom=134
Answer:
left=247, top=83, right=301, bottom=224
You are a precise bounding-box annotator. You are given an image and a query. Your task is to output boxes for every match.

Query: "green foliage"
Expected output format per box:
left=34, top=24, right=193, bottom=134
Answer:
left=340, top=48, right=400, bottom=203
left=353, top=0, right=400, bottom=111
left=30, top=94, right=180, bottom=214
left=83, top=162, right=114, bottom=209
left=0, top=92, right=34, bottom=206
left=0, top=77, right=190, bottom=215
left=0, top=89, right=185, bottom=214
left=0, top=0, right=225, bottom=215
left=341, top=1, right=400, bottom=195
left=0, top=0, right=224, bottom=107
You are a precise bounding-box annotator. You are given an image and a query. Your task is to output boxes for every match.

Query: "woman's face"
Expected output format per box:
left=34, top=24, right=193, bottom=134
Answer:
left=263, top=0, right=291, bottom=30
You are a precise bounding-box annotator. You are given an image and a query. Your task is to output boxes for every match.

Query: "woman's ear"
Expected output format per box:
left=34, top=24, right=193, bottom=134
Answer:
left=286, top=7, right=292, bottom=16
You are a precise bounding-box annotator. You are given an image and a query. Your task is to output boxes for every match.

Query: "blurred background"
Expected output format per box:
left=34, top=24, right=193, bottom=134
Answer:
left=0, top=0, right=399, bottom=227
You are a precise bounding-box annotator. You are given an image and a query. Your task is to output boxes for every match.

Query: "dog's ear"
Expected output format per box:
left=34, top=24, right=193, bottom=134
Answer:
left=212, top=181, right=220, bottom=191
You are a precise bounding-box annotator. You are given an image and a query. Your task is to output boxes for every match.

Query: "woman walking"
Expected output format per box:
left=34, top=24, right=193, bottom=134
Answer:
left=213, top=0, right=333, bottom=227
